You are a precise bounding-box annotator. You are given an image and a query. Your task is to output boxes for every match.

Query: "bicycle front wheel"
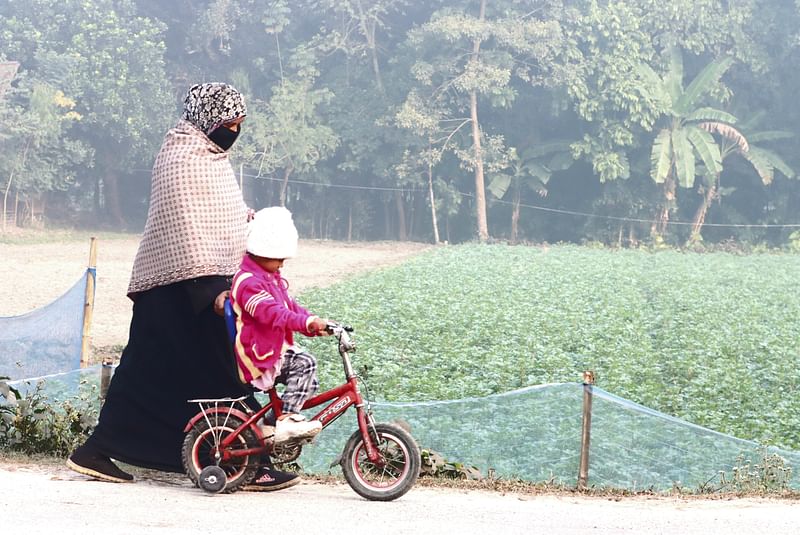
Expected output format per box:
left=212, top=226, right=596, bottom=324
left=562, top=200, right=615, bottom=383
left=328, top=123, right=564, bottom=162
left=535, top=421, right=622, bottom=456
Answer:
left=340, top=422, right=420, bottom=501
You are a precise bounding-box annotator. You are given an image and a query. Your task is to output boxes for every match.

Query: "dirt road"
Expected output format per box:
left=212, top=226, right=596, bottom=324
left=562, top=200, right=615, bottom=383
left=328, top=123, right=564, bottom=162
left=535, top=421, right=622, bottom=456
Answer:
left=2, top=463, right=799, bottom=535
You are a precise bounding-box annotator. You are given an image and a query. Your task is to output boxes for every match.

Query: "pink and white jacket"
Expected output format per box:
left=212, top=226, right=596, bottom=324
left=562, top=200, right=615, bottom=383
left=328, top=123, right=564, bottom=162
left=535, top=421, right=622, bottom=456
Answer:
left=230, top=254, right=320, bottom=384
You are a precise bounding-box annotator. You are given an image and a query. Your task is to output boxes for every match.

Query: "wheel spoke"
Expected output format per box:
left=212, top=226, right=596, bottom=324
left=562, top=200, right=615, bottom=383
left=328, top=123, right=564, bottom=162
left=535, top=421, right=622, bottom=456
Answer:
left=340, top=423, right=420, bottom=500
left=355, top=433, right=409, bottom=487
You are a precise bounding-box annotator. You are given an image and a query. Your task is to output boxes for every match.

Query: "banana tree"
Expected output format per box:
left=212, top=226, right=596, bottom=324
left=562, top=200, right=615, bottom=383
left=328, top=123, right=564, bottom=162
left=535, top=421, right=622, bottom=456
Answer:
left=690, top=120, right=795, bottom=241
left=642, top=49, right=737, bottom=237
left=487, top=142, right=574, bottom=244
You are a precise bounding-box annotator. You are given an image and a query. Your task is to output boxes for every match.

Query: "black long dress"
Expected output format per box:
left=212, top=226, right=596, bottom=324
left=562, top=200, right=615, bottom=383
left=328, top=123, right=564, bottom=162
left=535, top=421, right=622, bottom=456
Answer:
left=85, top=276, right=256, bottom=472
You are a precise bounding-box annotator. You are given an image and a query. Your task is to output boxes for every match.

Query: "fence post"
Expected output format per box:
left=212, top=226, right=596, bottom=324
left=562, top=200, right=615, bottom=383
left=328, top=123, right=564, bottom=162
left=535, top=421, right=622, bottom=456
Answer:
left=578, top=370, right=595, bottom=489
left=100, top=357, right=114, bottom=400
left=80, top=237, right=97, bottom=368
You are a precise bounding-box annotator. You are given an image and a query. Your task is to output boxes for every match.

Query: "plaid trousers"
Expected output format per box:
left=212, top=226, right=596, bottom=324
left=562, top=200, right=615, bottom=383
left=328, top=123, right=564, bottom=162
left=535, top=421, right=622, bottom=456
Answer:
left=275, top=349, right=319, bottom=414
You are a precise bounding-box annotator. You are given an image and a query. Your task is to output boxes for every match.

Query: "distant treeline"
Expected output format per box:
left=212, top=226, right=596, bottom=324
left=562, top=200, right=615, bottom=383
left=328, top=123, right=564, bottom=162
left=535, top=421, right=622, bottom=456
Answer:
left=1, top=1, right=799, bottom=246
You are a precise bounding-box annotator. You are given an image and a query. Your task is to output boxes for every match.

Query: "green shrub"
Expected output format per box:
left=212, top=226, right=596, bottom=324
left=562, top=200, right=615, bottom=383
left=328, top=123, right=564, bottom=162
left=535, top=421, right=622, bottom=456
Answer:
left=789, top=230, right=800, bottom=253
left=0, top=376, right=97, bottom=456
left=420, top=449, right=482, bottom=480
left=717, top=448, right=794, bottom=493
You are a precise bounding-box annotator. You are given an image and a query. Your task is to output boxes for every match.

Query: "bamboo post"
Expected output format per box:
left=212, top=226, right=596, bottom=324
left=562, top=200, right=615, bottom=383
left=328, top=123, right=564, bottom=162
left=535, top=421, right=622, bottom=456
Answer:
left=577, top=370, right=595, bottom=490
left=80, top=237, right=97, bottom=368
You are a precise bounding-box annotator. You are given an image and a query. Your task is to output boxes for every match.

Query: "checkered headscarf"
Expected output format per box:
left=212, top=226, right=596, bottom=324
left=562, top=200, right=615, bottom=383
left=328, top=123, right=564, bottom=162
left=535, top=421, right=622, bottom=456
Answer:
left=182, top=82, right=247, bottom=134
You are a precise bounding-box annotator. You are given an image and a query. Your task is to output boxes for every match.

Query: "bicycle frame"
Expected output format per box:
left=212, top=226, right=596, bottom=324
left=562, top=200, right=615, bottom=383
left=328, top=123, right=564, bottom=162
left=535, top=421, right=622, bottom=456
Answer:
left=183, top=324, right=383, bottom=465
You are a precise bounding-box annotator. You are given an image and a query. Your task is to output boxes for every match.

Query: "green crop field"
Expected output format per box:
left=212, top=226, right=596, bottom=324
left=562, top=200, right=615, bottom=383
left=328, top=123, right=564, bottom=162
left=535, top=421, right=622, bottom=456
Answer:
left=300, top=244, right=800, bottom=451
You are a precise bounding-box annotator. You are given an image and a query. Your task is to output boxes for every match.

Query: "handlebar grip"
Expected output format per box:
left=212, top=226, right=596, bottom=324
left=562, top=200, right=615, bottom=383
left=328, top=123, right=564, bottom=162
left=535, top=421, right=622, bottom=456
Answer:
left=325, top=322, right=354, bottom=334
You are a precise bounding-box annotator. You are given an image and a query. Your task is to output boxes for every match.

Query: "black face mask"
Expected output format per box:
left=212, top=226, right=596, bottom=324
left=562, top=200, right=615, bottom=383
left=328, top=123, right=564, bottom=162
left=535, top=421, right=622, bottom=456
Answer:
left=208, top=125, right=240, bottom=151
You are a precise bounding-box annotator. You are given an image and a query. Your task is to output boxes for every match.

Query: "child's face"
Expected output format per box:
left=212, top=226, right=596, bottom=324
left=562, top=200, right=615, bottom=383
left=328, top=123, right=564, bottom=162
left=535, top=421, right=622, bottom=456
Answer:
left=253, top=256, right=285, bottom=273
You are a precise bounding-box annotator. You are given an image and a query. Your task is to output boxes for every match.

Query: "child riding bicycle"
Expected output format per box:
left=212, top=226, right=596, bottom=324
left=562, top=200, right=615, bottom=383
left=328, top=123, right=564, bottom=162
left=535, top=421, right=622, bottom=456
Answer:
left=229, top=206, right=331, bottom=444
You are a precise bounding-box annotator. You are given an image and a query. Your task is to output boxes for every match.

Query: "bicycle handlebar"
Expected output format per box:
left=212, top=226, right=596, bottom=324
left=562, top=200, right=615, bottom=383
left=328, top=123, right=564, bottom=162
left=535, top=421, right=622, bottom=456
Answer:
left=325, top=322, right=353, bottom=334
left=326, top=322, right=356, bottom=353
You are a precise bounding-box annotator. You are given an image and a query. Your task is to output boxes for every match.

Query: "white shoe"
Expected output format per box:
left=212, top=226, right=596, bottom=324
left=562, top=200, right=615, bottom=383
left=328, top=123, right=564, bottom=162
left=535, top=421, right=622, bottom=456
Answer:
left=273, top=414, right=322, bottom=444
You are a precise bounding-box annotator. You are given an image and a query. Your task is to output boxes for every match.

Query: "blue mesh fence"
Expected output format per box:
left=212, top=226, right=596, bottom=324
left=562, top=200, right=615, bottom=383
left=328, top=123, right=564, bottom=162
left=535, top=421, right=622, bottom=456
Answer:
left=6, top=365, right=102, bottom=401
left=4, top=370, right=799, bottom=491
left=0, top=269, right=92, bottom=381
left=588, top=387, right=800, bottom=490
left=288, top=383, right=583, bottom=484
left=292, top=383, right=800, bottom=491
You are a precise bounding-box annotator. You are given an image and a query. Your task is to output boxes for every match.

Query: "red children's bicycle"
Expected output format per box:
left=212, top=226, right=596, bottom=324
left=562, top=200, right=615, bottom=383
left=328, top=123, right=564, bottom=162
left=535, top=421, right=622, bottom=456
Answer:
left=180, top=301, right=420, bottom=501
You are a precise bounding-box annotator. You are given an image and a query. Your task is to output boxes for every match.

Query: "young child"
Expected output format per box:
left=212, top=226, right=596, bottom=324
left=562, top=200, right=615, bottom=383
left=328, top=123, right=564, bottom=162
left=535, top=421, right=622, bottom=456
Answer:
left=230, top=206, right=329, bottom=443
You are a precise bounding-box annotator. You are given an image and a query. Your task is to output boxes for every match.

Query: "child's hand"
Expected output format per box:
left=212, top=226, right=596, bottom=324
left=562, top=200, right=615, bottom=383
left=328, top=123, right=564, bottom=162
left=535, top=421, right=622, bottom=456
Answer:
left=308, top=317, right=329, bottom=335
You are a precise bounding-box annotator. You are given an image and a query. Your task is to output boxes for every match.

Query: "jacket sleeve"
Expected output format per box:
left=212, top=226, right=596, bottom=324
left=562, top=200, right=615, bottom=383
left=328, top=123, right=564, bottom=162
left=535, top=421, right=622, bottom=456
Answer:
left=236, top=276, right=311, bottom=333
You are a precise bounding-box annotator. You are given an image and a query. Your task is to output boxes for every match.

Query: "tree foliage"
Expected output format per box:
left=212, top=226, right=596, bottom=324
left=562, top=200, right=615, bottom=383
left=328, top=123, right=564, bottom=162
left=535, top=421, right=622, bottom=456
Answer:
left=0, top=0, right=798, bottom=245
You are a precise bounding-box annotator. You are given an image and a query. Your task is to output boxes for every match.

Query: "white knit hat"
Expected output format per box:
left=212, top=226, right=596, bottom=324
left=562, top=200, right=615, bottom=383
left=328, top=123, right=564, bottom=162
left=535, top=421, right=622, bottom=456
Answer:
left=246, top=206, right=298, bottom=258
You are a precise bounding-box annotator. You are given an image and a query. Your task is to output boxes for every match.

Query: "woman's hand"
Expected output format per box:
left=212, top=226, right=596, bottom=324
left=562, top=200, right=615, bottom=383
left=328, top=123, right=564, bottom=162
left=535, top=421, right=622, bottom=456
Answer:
left=214, top=290, right=230, bottom=316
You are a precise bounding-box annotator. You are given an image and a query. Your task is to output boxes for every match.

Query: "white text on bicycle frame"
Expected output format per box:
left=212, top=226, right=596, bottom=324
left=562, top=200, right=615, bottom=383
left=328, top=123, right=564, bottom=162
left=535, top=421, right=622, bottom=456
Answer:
left=319, top=395, right=352, bottom=422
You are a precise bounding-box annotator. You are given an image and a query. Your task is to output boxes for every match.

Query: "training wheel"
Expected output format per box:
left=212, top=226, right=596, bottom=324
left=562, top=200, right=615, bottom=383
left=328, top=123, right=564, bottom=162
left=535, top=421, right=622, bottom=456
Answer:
left=198, top=465, right=227, bottom=493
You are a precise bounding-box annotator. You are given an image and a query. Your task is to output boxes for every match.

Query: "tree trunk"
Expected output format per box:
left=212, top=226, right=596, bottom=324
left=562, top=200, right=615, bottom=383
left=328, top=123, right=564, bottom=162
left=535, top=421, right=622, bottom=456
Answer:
left=470, top=0, right=489, bottom=243
left=3, top=139, right=31, bottom=231
left=510, top=182, right=520, bottom=245
left=94, top=175, right=102, bottom=215
left=279, top=165, right=293, bottom=207
left=103, top=171, right=126, bottom=227
left=653, top=177, right=675, bottom=237
left=2, top=171, right=13, bottom=232
left=354, top=0, right=388, bottom=239
left=690, top=177, right=719, bottom=242
left=427, top=157, right=440, bottom=244
left=408, top=193, right=416, bottom=237
left=395, top=190, right=407, bottom=241
left=470, top=91, right=489, bottom=242
left=347, top=204, right=353, bottom=241
left=355, top=0, right=384, bottom=92
left=628, top=224, right=638, bottom=247
left=655, top=207, right=669, bottom=236
left=384, top=198, right=392, bottom=239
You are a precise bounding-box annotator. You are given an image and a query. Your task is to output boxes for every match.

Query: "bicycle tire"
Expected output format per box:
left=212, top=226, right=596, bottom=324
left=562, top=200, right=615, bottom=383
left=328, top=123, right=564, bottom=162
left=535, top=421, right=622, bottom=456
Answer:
left=182, top=414, right=260, bottom=493
left=340, top=422, right=420, bottom=501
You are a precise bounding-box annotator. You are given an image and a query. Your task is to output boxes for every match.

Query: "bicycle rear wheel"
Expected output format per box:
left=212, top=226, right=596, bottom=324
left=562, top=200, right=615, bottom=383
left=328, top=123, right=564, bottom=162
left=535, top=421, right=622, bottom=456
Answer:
left=182, top=414, right=260, bottom=493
